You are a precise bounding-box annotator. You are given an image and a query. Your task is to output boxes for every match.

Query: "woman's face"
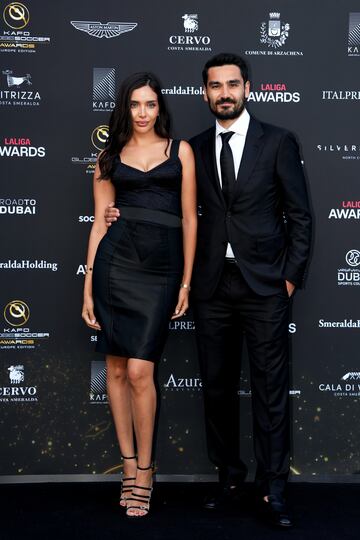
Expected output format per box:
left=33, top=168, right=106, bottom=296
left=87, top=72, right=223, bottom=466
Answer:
left=129, top=85, right=160, bottom=134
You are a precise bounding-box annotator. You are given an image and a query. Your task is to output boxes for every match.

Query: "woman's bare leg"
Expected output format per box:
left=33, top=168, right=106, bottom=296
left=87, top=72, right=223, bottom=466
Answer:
left=126, top=358, right=156, bottom=516
left=106, top=355, right=137, bottom=503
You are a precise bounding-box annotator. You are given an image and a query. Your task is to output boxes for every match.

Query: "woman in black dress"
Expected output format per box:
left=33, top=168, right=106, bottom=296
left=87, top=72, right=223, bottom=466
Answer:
left=82, top=73, right=197, bottom=518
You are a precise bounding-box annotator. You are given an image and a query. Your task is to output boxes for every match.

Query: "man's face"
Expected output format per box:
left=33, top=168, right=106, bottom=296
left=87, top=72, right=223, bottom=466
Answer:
left=204, top=64, right=250, bottom=121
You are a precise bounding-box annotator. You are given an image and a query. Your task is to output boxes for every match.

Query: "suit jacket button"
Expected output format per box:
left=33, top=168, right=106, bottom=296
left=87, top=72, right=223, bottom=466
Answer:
left=227, top=211, right=231, bottom=218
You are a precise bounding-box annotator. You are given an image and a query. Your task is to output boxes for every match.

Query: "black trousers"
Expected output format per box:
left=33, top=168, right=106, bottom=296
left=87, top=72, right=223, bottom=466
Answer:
left=193, top=261, right=290, bottom=497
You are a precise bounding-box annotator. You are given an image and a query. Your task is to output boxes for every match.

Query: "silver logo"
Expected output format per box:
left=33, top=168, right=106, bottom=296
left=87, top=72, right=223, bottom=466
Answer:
left=71, top=21, right=137, bottom=39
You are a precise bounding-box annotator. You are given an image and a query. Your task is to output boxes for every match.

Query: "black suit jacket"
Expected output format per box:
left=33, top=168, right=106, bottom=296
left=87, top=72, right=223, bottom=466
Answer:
left=189, top=116, right=312, bottom=299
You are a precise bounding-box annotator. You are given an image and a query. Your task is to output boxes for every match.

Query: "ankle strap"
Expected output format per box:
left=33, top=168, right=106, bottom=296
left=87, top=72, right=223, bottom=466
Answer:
left=137, top=464, right=153, bottom=471
left=122, top=455, right=136, bottom=460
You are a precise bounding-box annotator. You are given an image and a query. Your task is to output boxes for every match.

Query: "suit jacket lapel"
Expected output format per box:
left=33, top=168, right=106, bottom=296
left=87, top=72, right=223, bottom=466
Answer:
left=234, top=117, right=264, bottom=196
left=200, top=127, right=226, bottom=207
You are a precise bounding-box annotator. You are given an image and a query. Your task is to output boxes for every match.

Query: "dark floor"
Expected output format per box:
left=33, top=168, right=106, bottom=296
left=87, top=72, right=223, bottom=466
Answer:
left=0, top=482, right=358, bottom=540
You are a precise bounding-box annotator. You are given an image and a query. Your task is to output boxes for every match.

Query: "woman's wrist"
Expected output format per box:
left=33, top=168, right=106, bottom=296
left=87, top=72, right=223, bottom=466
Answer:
left=180, top=282, right=191, bottom=291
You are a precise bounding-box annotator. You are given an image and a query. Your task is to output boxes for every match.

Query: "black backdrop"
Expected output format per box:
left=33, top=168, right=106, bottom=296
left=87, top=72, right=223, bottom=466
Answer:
left=1, top=0, right=360, bottom=482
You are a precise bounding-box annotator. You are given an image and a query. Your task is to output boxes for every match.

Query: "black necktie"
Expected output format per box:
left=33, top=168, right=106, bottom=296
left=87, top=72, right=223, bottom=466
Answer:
left=220, top=131, right=235, bottom=205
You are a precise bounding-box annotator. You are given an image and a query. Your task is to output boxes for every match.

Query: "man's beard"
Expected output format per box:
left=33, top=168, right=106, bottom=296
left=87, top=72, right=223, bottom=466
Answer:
left=208, top=97, right=246, bottom=120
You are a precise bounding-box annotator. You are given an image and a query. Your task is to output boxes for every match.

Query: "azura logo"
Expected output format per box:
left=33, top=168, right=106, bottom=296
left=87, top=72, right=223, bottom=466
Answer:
left=164, top=373, right=202, bottom=390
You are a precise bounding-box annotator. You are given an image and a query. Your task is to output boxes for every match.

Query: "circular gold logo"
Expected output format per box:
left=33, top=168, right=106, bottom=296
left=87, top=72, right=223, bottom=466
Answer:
left=91, top=125, right=109, bottom=151
left=4, top=300, right=30, bottom=327
left=3, top=2, right=30, bottom=29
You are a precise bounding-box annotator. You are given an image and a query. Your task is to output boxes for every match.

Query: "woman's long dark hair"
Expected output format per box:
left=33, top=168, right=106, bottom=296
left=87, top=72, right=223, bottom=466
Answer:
left=98, top=72, right=171, bottom=179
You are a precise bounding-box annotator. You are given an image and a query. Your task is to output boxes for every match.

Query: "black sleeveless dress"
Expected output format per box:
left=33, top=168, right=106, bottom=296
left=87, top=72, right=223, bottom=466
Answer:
left=92, top=140, right=183, bottom=362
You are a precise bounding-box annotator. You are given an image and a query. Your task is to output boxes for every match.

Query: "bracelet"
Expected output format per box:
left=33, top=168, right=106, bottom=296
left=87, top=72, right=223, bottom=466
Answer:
left=180, top=283, right=191, bottom=291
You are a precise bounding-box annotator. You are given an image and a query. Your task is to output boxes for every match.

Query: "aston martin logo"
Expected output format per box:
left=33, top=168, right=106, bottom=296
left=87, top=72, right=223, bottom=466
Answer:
left=70, top=20, right=137, bottom=39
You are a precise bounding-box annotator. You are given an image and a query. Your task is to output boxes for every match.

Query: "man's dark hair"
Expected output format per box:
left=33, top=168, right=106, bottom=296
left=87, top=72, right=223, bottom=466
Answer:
left=202, top=53, right=249, bottom=86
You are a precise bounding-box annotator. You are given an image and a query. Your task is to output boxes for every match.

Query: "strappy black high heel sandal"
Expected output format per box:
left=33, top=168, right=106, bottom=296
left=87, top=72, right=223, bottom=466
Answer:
left=126, top=464, right=153, bottom=518
left=119, top=455, right=137, bottom=508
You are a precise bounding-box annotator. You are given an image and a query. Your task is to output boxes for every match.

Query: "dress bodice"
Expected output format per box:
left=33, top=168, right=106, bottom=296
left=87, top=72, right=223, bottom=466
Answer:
left=111, top=140, right=182, bottom=216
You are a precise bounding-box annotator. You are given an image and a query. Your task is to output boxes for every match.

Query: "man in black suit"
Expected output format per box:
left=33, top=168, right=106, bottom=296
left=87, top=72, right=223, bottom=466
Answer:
left=189, top=53, right=311, bottom=527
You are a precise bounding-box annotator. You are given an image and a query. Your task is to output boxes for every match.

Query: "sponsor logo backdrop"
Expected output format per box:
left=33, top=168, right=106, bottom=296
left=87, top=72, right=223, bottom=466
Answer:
left=1, top=0, right=359, bottom=482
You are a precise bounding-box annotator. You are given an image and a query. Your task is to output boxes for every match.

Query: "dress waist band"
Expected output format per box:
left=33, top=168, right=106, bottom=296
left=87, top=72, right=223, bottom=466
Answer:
left=118, top=206, right=182, bottom=228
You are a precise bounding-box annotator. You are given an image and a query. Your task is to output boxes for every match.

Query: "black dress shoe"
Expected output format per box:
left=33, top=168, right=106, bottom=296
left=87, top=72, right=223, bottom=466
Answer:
left=261, top=495, right=293, bottom=528
left=203, top=484, right=245, bottom=510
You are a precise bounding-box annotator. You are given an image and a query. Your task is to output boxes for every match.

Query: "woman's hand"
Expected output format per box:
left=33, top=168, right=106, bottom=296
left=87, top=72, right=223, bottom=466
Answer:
left=171, top=288, right=189, bottom=319
left=82, top=295, right=102, bottom=330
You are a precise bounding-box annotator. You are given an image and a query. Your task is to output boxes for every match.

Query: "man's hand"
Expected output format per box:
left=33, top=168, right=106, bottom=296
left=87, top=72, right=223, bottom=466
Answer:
left=285, top=280, right=295, bottom=297
left=105, top=202, right=120, bottom=227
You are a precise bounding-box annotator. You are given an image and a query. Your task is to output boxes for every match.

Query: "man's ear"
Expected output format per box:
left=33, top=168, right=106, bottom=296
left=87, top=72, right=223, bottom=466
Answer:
left=245, top=80, right=251, bottom=99
left=203, top=85, right=208, bottom=102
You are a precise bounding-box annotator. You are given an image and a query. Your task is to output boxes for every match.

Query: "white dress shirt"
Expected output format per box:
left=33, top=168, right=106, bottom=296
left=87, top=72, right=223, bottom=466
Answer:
left=215, top=108, right=250, bottom=259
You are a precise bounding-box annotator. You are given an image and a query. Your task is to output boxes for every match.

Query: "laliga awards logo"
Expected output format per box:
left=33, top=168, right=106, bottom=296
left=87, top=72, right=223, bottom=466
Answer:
left=245, top=12, right=303, bottom=56
left=348, top=13, right=360, bottom=56
left=260, top=12, right=290, bottom=48
left=93, top=68, right=115, bottom=112
left=4, top=300, right=30, bottom=327
left=328, top=201, right=360, bottom=220
left=3, top=2, right=29, bottom=29
left=0, top=364, right=38, bottom=403
left=1, top=70, right=41, bottom=107
left=319, top=371, right=360, bottom=397
left=0, top=137, right=45, bottom=157
left=338, top=250, right=360, bottom=286
left=1, top=2, right=51, bottom=53
left=168, top=13, right=212, bottom=52
left=0, top=299, right=50, bottom=350
left=247, top=82, right=300, bottom=103
left=91, top=125, right=109, bottom=151
left=71, top=20, right=137, bottom=39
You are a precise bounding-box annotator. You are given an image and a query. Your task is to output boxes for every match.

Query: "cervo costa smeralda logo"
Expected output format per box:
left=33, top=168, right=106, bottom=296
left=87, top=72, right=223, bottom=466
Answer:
left=168, top=14, right=212, bottom=52
left=0, top=364, right=38, bottom=403
left=93, top=68, right=115, bottom=112
left=71, top=20, right=137, bottom=39
left=338, top=249, right=360, bottom=286
left=317, top=143, right=360, bottom=161
left=245, top=12, right=303, bottom=57
left=0, top=137, right=45, bottom=157
left=1, top=2, right=51, bottom=54
left=0, top=69, right=41, bottom=107
left=0, top=300, right=50, bottom=350
left=247, top=82, right=300, bottom=103
left=319, top=372, right=360, bottom=397
left=348, top=13, right=360, bottom=56
left=328, top=201, right=360, bottom=220
left=71, top=125, right=109, bottom=175
left=90, top=360, right=107, bottom=403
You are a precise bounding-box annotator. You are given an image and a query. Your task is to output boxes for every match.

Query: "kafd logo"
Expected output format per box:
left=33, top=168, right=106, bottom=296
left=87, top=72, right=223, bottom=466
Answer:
left=348, top=13, right=360, bottom=56
left=93, top=68, right=115, bottom=111
left=0, top=70, right=41, bottom=107
left=338, top=249, right=360, bottom=286
left=0, top=365, right=38, bottom=403
left=90, top=360, right=108, bottom=403
left=71, top=20, right=137, bottom=39
left=168, top=13, right=212, bottom=52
